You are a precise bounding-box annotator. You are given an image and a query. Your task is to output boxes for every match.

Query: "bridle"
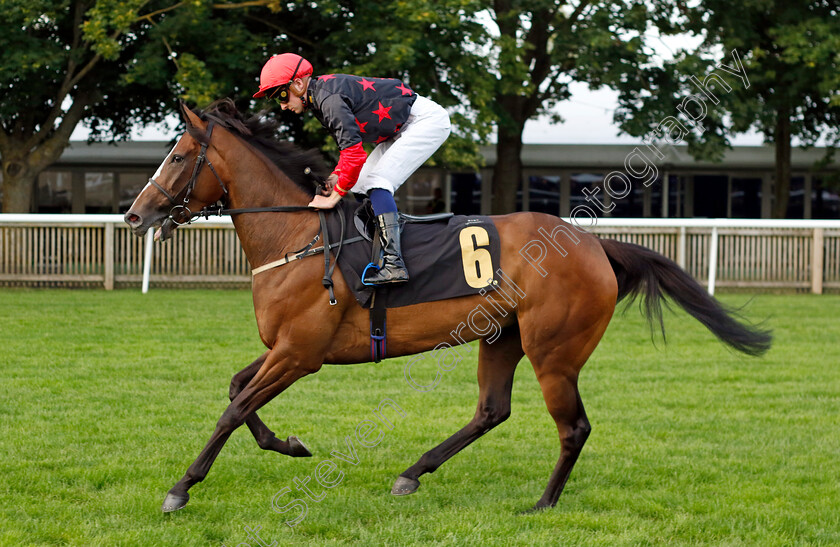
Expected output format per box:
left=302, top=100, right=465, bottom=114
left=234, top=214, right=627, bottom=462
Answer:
left=147, top=121, right=229, bottom=226
left=146, top=119, right=356, bottom=305
left=148, top=120, right=328, bottom=225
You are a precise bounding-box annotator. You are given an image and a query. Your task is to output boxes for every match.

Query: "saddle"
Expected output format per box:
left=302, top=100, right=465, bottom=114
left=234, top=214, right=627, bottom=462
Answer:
left=327, top=200, right=499, bottom=308
left=352, top=200, right=454, bottom=242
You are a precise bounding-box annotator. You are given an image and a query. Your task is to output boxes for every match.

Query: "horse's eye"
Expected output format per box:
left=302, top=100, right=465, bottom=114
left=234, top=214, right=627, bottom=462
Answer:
left=172, top=155, right=185, bottom=163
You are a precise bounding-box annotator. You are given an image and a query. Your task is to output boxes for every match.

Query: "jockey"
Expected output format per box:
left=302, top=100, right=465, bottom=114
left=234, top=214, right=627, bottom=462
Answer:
left=253, top=53, right=451, bottom=286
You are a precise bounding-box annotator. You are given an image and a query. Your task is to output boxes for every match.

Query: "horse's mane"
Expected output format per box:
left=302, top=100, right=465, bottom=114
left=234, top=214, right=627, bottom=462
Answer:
left=189, top=98, right=330, bottom=197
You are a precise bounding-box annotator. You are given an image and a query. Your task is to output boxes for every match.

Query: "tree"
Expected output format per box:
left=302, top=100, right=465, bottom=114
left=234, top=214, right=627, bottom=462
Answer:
left=473, top=0, right=655, bottom=214
left=291, top=0, right=495, bottom=170
left=0, top=0, right=680, bottom=217
left=0, top=0, right=302, bottom=213
left=1, top=0, right=498, bottom=212
left=616, top=0, right=840, bottom=218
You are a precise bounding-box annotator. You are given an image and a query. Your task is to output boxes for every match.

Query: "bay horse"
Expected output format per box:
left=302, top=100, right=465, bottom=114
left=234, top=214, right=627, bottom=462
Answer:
left=124, top=99, right=771, bottom=514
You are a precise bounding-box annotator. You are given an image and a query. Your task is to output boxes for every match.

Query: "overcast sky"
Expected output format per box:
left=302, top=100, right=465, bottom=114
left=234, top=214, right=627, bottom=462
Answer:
left=523, top=81, right=766, bottom=145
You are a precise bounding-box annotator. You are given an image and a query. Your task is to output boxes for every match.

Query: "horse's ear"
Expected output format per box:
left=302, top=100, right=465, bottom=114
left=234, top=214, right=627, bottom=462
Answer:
left=179, top=100, right=204, bottom=130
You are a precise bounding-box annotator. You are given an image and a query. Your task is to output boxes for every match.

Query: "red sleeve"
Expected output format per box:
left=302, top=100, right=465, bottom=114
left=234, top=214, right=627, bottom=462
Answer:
left=332, top=142, right=367, bottom=196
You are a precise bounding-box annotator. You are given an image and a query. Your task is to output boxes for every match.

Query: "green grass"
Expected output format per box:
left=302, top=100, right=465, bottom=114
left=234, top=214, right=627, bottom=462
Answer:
left=0, top=289, right=838, bottom=546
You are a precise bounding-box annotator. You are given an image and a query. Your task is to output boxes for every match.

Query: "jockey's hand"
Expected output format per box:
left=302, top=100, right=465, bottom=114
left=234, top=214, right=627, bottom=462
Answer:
left=320, top=173, right=338, bottom=196
left=308, top=189, right=343, bottom=209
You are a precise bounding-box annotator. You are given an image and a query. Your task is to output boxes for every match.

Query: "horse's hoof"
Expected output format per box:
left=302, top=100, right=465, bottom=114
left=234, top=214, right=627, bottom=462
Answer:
left=162, top=490, right=189, bottom=513
left=520, top=503, right=550, bottom=515
left=391, top=476, right=420, bottom=496
left=287, top=436, right=312, bottom=457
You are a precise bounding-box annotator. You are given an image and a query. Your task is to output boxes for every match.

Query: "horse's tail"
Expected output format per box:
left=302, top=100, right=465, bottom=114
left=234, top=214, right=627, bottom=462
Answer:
left=598, top=238, right=772, bottom=356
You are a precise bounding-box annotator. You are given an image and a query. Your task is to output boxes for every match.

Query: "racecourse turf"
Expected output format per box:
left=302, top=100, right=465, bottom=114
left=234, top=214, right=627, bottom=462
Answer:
left=0, top=288, right=838, bottom=546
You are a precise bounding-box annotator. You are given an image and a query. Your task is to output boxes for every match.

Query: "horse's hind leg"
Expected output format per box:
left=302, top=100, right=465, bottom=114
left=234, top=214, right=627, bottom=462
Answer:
left=530, top=369, right=590, bottom=510
left=229, top=352, right=311, bottom=457
left=521, top=320, right=608, bottom=510
left=392, top=326, right=524, bottom=496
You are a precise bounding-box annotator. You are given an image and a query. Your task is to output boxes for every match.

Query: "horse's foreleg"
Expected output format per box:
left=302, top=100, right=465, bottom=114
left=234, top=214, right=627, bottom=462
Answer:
left=230, top=353, right=311, bottom=457
left=392, top=326, right=523, bottom=496
left=162, top=351, right=320, bottom=512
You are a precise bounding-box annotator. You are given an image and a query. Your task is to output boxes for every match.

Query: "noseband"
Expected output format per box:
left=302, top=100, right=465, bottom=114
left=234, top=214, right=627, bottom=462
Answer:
left=148, top=121, right=228, bottom=225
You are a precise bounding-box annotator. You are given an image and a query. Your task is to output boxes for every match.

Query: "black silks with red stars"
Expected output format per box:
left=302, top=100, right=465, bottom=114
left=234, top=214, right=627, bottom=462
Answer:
left=307, top=74, right=417, bottom=151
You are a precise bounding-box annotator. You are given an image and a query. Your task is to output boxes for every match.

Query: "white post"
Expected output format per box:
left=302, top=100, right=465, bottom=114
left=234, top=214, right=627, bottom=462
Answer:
left=812, top=228, right=824, bottom=295
left=677, top=226, right=687, bottom=269
left=142, top=229, right=154, bottom=294
left=707, top=225, right=719, bottom=296
left=104, top=222, right=115, bottom=291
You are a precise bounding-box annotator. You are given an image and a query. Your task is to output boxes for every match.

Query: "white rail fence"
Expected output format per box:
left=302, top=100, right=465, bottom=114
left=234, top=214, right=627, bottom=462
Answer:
left=1, top=214, right=838, bottom=295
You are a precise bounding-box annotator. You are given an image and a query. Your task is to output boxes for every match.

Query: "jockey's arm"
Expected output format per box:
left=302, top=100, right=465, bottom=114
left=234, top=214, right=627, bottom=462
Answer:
left=317, top=94, right=368, bottom=196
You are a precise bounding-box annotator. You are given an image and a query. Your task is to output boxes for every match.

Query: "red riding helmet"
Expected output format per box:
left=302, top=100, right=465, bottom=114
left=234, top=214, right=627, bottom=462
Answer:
left=253, top=53, right=314, bottom=98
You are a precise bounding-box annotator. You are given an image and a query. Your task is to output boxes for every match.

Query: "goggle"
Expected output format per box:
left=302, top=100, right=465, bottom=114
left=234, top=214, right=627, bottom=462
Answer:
left=268, top=57, right=304, bottom=105
left=269, top=84, right=291, bottom=104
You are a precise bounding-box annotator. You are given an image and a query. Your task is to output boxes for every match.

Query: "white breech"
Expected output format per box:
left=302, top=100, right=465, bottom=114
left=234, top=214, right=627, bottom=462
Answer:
left=352, top=95, right=451, bottom=195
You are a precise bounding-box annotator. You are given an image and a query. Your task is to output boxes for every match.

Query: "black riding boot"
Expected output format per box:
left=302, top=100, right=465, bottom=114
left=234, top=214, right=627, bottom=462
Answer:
left=365, top=212, right=409, bottom=285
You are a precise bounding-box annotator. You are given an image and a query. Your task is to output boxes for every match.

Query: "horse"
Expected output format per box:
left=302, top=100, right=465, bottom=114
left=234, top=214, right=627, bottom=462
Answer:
left=124, top=99, right=771, bottom=514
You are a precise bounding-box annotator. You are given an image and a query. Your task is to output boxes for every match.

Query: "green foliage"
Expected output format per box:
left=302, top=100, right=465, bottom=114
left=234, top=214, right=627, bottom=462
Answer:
left=0, top=0, right=497, bottom=181
left=460, top=1, right=662, bottom=212
left=305, top=0, right=494, bottom=170
left=0, top=289, right=838, bottom=544
left=615, top=1, right=840, bottom=161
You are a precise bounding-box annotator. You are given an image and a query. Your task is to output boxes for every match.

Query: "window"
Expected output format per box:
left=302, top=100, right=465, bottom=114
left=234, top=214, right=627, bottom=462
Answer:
left=667, top=175, right=686, bottom=217
left=731, top=177, right=761, bottom=218
left=813, top=177, right=840, bottom=219
left=119, top=172, right=152, bottom=212
left=450, top=173, right=481, bottom=215
left=569, top=173, right=604, bottom=213
left=610, top=175, right=645, bottom=218
left=786, top=176, right=805, bottom=219
left=85, top=172, right=115, bottom=213
left=528, top=175, right=559, bottom=215
left=37, top=171, right=72, bottom=213
left=693, top=175, right=728, bottom=218
left=393, top=170, right=445, bottom=215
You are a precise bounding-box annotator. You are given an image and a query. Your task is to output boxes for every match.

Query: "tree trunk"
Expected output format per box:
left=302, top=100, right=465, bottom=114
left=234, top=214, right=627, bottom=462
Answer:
left=491, top=93, right=528, bottom=215
left=772, top=105, right=791, bottom=219
left=492, top=127, right=525, bottom=215
left=1, top=126, right=79, bottom=213
left=1, top=159, right=35, bottom=213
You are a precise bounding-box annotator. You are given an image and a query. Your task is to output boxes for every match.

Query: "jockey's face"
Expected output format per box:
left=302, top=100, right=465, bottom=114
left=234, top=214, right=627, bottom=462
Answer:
left=277, top=77, right=307, bottom=114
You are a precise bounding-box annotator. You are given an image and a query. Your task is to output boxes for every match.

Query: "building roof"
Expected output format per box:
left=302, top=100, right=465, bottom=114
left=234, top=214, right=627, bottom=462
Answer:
left=480, top=143, right=838, bottom=171
left=59, top=141, right=173, bottom=167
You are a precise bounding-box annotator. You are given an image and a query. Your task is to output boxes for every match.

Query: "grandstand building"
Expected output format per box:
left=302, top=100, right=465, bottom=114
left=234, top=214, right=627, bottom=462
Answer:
left=13, top=141, right=840, bottom=219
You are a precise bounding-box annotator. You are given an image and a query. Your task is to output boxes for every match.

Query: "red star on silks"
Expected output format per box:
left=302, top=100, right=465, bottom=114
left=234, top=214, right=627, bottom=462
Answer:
left=357, top=78, right=376, bottom=91
left=319, top=74, right=337, bottom=81
left=374, top=135, right=390, bottom=144
left=395, top=83, right=413, bottom=96
left=355, top=117, right=368, bottom=133
left=372, top=102, right=392, bottom=122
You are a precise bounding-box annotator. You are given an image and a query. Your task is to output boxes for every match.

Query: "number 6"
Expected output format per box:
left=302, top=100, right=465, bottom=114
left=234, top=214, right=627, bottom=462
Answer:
left=459, top=226, right=493, bottom=288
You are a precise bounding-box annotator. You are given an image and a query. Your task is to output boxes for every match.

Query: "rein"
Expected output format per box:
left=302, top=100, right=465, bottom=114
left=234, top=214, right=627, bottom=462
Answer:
left=147, top=121, right=359, bottom=305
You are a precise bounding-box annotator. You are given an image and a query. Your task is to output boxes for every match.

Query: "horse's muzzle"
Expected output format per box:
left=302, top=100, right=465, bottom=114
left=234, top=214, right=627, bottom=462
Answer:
left=124, top=209, right=175, bottom=240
